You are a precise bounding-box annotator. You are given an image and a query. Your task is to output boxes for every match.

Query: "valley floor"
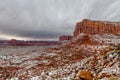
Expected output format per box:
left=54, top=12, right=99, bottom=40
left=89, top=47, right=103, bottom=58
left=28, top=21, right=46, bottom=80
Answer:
left=0, top=44, right=119, bottom=80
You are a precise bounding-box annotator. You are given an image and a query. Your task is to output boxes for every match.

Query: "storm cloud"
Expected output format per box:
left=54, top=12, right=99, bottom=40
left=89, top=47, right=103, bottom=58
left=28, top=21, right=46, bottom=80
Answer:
left=0, top=0, right=120, bottom=40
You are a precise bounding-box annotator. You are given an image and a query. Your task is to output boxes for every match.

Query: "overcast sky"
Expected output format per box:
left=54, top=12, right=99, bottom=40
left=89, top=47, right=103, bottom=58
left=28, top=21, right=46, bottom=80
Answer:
left=0, top=0, right=120, bottom=40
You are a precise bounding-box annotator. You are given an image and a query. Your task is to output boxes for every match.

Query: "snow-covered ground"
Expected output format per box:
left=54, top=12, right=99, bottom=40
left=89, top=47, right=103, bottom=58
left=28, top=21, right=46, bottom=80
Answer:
left=7, top=45, right=119, bottom=80
left=93, top=34, right=120, bottom=45
left=0, top=33, right=120, bottom=80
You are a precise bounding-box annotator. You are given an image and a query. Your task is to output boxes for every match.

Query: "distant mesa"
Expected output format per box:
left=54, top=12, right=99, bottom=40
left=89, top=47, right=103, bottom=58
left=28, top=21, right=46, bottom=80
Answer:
left=59, top=35, right=73, bottom=41
left=73, top=19, right=120, bottom=37
left=0, top=39, right=59, bottom=46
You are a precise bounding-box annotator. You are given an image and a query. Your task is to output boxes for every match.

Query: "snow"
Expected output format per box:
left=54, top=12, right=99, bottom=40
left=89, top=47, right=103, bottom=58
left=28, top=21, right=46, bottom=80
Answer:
left=0, top=43, right=119, bottom=80
left=31, top=76, right=40, bottom=80
left=93, top=34, right=120, bottom=45
left=10, top=77, right=19, bottom=80
left=101, top=62, right=120, bottom=76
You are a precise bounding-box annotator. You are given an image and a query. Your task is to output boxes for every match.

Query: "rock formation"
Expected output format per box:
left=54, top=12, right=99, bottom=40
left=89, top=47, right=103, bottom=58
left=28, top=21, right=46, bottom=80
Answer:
left=59, top=35, right=73, bottom=41
left=73, top=19, right=120, bottom=37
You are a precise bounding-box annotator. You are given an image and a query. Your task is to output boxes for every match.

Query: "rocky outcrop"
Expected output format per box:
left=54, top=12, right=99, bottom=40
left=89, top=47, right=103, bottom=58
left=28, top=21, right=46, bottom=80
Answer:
left=59, top=35, right=73, bottom=41
left=73, top=19, right=120, bottom=37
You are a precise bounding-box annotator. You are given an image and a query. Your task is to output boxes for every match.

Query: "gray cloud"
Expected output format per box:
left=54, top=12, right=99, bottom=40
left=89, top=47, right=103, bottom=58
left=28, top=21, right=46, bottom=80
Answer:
left=0, top=0, right=120, bottom=40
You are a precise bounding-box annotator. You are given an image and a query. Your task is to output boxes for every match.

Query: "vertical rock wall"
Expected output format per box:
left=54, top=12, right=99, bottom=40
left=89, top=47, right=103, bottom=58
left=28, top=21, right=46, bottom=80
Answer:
left=73, top=19, right=120, bottom=37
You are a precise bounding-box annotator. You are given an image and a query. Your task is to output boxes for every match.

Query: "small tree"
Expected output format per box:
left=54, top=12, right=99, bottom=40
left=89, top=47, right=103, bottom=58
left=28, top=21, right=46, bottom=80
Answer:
left=115, top=45, right=120, bottom=53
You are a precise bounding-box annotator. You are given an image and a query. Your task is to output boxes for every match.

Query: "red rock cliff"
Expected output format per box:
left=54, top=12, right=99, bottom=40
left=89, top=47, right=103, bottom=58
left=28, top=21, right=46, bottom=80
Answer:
left=73, top=19, right=120, bottom=37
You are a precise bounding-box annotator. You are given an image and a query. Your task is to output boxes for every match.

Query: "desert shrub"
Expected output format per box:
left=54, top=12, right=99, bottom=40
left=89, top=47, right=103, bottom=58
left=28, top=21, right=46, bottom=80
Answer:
left=115, top=45, right=120, bottom=53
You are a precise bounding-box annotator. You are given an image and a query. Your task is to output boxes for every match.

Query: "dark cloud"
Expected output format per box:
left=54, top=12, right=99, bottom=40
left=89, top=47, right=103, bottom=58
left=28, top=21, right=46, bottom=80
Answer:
left=18, top=31, right=62, bottom=39
left=0, top=0, right=120, bottom=40
left=4, top=30, right=63, bottom=39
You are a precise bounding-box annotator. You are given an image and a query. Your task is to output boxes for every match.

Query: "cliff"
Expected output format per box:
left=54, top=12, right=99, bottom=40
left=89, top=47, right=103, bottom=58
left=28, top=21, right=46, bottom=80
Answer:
left=73, top=19, right=120, bottom=37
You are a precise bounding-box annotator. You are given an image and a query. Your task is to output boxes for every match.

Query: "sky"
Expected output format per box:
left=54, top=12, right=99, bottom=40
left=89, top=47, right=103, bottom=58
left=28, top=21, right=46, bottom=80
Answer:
left=0, top=0, right=120, bottom=40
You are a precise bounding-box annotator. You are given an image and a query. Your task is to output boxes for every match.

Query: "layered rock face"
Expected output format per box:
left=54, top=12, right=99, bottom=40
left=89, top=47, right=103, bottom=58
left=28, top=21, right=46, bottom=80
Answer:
left=73, top=19, right=120, bottom=37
